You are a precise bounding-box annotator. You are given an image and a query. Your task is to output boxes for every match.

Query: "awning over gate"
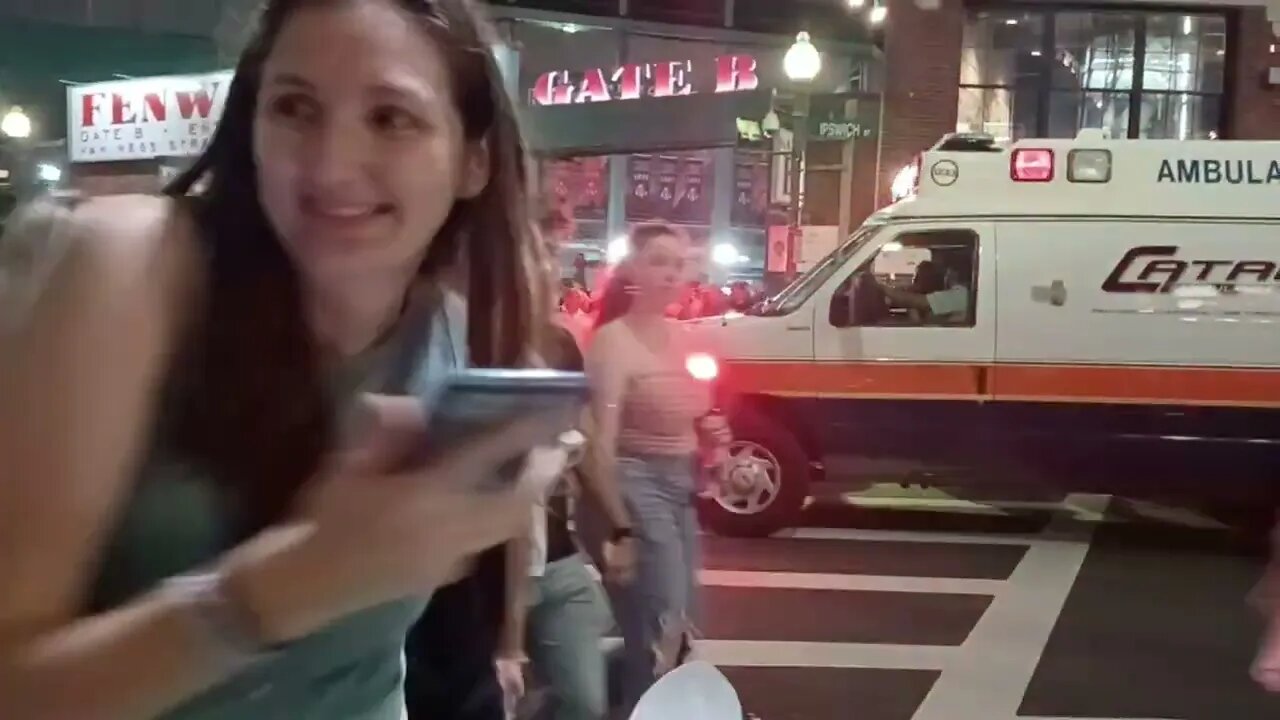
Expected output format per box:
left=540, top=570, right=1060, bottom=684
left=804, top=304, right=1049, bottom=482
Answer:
left=520, top=89, right=775, bottom=158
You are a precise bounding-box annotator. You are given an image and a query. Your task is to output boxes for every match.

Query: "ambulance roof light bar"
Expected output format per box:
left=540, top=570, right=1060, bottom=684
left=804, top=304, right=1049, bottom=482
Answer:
left=1011, top=148, right=1054, bottom=182
left=1067, top=149, right=1112, bottom=183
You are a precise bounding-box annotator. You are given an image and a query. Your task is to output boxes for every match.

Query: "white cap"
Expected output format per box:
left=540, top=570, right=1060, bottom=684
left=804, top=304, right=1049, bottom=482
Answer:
left=629, top=661, right=742, bottom=720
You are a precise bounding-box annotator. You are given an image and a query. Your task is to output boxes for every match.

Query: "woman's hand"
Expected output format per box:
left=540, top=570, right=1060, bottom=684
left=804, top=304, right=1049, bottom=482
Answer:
left=226, top=395, right=565, bottom=644
left=494, top=654, right=527, bottom=718
left=602, top=536, right=637, bottom=585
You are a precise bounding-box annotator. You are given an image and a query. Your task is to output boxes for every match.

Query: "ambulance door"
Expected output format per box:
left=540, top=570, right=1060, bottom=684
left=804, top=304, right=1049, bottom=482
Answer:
left=810, top=221, right=997, bottom=468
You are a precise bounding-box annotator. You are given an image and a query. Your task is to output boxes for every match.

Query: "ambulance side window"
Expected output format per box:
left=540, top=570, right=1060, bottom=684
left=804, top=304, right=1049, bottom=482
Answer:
left=829, top=230, right=979, bottom=329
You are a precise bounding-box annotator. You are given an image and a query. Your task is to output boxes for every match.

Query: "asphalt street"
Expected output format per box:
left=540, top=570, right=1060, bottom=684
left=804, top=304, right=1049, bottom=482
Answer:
left=685, top=489, right=1280, bottom=720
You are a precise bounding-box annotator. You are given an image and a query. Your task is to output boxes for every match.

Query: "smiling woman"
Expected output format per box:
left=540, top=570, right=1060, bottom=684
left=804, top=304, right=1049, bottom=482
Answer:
left=0, top=2, right=552, bottom=720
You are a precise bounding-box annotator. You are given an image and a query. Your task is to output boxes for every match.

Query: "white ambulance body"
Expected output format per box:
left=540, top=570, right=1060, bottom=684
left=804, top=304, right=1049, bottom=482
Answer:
left=693, top=130, right=1280, bottom=537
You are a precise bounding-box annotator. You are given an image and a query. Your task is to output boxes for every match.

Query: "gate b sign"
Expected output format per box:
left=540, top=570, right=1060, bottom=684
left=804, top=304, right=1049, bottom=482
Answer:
left=531, top=55, right=760, bottom=106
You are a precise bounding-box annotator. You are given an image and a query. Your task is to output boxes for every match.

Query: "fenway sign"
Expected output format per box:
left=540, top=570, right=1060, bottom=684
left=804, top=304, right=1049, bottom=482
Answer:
left=68, top=72, right=232, bottom=163
left=531, top=55, right=759, bottom=106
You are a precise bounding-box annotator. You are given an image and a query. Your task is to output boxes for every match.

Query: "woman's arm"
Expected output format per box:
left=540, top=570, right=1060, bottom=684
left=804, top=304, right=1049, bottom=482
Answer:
left=581, top=324, right=633, bottom=533
left=0, top=196, right=305, bottom=720
left=573, top=409, right=631, bottom=533
left=498, top=537, right=531, bottom=659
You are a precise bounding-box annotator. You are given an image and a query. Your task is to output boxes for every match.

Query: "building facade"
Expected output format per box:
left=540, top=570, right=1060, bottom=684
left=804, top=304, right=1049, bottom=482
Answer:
left=877, top=0, right=1280, bottom=205
left=486, top=1, right=884, bottom=281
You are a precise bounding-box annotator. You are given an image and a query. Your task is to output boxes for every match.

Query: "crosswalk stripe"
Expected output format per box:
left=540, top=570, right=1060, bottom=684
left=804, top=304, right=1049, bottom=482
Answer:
left=787, top=527, right=1049, bottom=546
left=601, top=637, right=957, bottom=670
left=700, top=569, right=1005, bottom=595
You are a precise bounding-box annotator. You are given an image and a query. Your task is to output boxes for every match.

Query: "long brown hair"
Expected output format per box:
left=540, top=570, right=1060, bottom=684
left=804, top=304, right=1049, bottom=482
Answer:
left=164, top=0, right=548, bottom=535
left=593, top=223, right=680, bottom=330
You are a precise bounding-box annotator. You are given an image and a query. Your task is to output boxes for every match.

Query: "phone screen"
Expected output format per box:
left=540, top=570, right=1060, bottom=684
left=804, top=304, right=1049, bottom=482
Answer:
left=421, top=370, right=590, bottom=489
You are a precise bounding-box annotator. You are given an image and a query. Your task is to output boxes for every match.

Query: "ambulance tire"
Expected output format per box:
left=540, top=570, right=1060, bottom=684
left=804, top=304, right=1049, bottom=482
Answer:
left=698, top=410, right=809, bottom=538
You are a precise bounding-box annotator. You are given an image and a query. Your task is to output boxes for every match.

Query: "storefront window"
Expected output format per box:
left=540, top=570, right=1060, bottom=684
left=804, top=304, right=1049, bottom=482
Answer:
left=957, top=11, right=1045, bottom=140
left=1143, top=14, right=1227, bottom=94
left=1054, top=12, right=1138, bottom=92
left=958, top=9, right=1228, bottom=140
left=1048, top=91, right=1131, bottom=139
left=1138, top=92, right=1221, bottom=140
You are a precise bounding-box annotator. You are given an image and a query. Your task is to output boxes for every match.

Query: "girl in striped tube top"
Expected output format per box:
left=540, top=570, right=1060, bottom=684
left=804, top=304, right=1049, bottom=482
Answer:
left=580, top=224, right=716, bottom=714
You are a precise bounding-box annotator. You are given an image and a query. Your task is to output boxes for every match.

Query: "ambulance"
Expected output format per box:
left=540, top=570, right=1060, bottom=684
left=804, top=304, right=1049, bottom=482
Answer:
left=693, top=130, right=1280, bottom=537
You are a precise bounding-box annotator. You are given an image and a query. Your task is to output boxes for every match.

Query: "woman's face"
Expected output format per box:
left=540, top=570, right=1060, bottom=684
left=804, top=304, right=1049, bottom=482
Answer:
left=628, top=233, right=686, bottom=307
left=253, top=0, right=490, bottom=287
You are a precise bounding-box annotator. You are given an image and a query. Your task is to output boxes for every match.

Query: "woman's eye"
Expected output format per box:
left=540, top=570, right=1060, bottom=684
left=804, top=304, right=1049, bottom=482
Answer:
left=369, top=106, right=423, bottom=135
left=267, top=93, right=319, bottom=124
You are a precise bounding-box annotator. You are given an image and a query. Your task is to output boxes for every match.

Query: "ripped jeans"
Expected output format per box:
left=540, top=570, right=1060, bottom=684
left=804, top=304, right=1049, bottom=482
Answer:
left=578, top=453, right=702, bottom=714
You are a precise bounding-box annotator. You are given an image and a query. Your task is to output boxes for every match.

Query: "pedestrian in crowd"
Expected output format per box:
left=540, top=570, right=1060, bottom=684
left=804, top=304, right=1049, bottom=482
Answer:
left=0, top=2, right=555, bottom=719
left=495, top=321, right=637, bottom=720
left=578, top=224, right=729, bottom=714
left=403, top=262, right=538, bottom=720
left=726, top=281, right=754, bottom=312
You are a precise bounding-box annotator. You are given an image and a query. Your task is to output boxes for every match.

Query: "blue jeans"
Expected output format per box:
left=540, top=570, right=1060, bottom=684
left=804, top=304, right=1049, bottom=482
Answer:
left=527, top=555, right=612, bottom=720
left=579, top=453, right=702, bottom=714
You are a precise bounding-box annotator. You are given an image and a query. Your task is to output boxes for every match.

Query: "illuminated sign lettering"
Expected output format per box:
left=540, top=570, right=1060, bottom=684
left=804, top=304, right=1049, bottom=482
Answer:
left=531, top=55, right=759, bottom=106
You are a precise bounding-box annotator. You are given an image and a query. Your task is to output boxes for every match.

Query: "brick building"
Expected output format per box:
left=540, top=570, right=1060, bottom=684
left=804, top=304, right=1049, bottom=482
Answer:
left=877, top=0, right=1280, bottom=206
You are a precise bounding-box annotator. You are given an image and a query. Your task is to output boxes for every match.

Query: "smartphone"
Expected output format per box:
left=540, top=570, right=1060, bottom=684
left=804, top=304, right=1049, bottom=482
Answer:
left=420, top=369, right=590, bottom=490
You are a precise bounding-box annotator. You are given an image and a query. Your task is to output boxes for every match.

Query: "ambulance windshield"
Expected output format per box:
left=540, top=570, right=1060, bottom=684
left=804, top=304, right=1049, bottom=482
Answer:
left=753, top=223, right=883, bottom=317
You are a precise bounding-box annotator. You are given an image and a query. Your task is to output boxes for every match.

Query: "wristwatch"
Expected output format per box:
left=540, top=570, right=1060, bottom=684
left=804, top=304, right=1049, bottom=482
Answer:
left=163, top=569, right=276, bottom=673
left=609, top=526, right=635, bottom=543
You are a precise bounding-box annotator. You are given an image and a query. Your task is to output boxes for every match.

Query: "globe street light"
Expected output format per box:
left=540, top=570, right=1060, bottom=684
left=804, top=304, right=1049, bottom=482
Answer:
left=783, top=32, right=822, bottom=83
left=1, top=107, right=32, bottom=140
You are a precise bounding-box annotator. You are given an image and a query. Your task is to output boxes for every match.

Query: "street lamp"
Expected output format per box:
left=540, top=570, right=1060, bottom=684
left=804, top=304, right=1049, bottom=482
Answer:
left=1, top=107, right=32, bottom=140
left=783, top=32, right=822, bottom=83
left=779, top=33, right=821, bottom=285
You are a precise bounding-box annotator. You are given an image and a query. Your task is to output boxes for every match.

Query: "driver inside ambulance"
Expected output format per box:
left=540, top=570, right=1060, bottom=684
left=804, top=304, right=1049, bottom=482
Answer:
left=877, top=262, right=970, bottom=324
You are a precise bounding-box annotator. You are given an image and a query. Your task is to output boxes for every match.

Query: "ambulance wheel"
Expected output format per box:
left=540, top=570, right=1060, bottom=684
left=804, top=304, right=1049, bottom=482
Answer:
left=698, top=410, right=809, bottom=538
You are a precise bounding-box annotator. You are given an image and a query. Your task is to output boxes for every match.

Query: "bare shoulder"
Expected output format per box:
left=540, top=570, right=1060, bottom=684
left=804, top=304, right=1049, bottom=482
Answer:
left=0, top=195, right=203, bottom=634
left=587, top=320, right=633, bottom=362
left=0, top=194, right=199, bottom=336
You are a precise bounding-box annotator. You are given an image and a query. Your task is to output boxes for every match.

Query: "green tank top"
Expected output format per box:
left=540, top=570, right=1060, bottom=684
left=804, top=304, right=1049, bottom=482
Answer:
left=86, top=292, right=464, bottom=720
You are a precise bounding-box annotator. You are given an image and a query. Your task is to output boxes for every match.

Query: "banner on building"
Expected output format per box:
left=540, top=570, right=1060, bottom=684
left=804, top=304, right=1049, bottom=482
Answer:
left=67, top=71, right=233, bottom=163
left=541, top=156, right=608, bottom=223
left=626, top=154, right=651, bottom=221
left=670, top=154, right=712, bottom=225
left=654, top=155, right=680, bottom=218
left=730, top=153, right=769, bottom=228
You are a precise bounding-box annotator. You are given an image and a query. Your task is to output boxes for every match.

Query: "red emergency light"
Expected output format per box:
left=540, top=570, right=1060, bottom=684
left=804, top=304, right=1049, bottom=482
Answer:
left=686, top=353, right=719, bottom=382
left=1011, top=148, right=1055, bottom=182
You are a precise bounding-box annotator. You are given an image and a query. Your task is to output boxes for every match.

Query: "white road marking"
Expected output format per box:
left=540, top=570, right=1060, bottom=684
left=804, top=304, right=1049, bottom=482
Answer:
left=622, top=490, right=1198, bottom=719
left=1013, top=712, right=1182, bottom=717
left=787, top=526, right=1050, bottom=546
left=911, top=495, right=1110, bottom=720
left=602, top=637, right=957, bottom=670
left=700, top=569, right=1005, bottom=595
left=840, top=492, right=1116, bottom=523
